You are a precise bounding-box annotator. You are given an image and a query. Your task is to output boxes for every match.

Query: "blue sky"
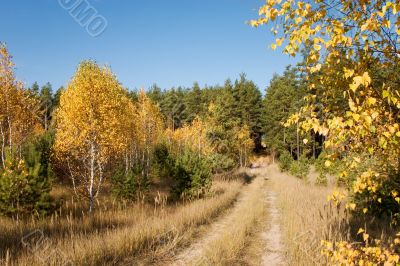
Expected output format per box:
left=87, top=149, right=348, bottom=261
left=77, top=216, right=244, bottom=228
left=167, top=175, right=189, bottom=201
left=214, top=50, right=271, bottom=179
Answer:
left=1, top=0, right=297, bottom=92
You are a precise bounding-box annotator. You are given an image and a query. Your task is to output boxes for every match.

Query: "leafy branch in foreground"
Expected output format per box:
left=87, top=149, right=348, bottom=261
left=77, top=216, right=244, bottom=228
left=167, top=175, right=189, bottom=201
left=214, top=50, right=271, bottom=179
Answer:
left=252, top=0, right=400, bottom=263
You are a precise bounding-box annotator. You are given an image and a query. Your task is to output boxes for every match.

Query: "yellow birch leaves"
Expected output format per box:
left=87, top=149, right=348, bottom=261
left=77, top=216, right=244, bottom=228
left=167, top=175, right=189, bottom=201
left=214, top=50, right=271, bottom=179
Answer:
left=55, top=61, right=130, bottom=160
left=0, top=43, right=41, bottom=156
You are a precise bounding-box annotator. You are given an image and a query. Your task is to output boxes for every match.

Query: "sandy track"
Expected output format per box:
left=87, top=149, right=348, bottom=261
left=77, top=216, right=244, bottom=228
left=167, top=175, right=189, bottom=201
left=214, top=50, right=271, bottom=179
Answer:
left=261, top=189, right=283, bottom=265
left=167, top=164, right=285, bottom=266
left=170, top=177, right=256, bottom=265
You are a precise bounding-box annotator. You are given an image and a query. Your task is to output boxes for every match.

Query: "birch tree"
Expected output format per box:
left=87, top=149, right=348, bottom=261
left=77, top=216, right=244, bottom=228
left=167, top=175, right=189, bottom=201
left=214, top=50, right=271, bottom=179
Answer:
left=0, top=43, right=41, bottom=167
left=135, top=89, right=163, bottom=180
left=54, top=61, right=132, bottom=212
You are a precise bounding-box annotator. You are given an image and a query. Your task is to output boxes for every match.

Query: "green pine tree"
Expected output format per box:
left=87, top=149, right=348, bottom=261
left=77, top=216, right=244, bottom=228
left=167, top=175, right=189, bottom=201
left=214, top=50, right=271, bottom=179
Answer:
left=232, top=74, right=264, bottom=152
left=263, top=66, right=307, bottom=160
left=39, top=82, right=54, bottom=130
left=183, top=82, right=204, bottom=123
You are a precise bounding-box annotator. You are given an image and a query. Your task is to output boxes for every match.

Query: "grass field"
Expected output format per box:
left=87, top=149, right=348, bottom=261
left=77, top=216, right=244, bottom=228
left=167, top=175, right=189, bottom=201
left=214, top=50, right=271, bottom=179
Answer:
left=1, top=160, right=396, bottom=266
left=0, top=179, right=243, bottom=265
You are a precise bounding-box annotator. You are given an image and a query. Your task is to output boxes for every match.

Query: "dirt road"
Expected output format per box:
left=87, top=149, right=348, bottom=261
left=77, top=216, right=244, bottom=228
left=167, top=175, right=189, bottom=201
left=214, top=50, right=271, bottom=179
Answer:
left=168, top=164, right=285, bottom=266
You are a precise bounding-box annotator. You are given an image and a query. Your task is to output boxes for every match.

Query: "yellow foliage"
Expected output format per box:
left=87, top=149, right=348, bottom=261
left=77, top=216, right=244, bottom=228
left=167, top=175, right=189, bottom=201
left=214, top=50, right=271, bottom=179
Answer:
left=133, top=89, right=164, bottom=176
left=252, top=0, right=400, bottom=221
left=252, top=1, right=400, bottom=263
left=322, top=236, right=400, bottom=266
left=0, top=43, right=41, bottom=162
left=54, top=61, right=134, bottom=208
left=55, top=61, right=131, bottom=160
left=164, top=117, right=212, bottom=157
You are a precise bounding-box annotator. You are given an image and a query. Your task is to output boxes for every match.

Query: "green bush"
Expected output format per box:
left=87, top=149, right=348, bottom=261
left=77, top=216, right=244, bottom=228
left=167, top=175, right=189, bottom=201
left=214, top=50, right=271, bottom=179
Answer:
left=314, top=151, right=326, bottom=173
left=152, top=144, right=212, bottom=199
left=172, top=150, right=212, bottom=199
left=153, top=143, right=175, bottom=180
left=111, top=167, right=140, bottom=201
left=278, top=150, right=293, bottom=172
left=353, top=170, right=400, bottom=222
left=0, top=148, right=53, bottom=217
left=208, top=153, right=235, bottom=173
left=24, top=131, right=54, bottom=181
left=342, top=154, right=400, bottom=220
left=315, top=150, right=344, bottom=182
left=289, top=155, right=310, bottom=179
left=111, top=159, right=152, bottom=201
left=316, top=172, right=328, bottom=186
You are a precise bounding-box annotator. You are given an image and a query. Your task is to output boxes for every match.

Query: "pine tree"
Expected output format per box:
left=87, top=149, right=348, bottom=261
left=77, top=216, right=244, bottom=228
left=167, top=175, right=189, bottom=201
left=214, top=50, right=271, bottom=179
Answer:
left=39, top=82, right=53, bottom=131
left=0, top=147, right=53, bottom=217
left=53, top=86, right=64, bottom=109
left=160, top=88, right=187, bottom=129
left=147, top=84, right=163, bottom=105
left=183, top=82, right=204, bottom=123
left=232, top=74, right=264, bottom=152
left=30, top=82, right=40, bottom=95
left=263, top=66, right=308, bottom=160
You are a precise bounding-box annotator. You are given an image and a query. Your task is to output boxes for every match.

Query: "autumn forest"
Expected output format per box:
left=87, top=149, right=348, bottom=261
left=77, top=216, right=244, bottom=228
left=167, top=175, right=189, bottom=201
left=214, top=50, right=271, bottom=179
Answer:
left=1, top=0, right=400, bottom=265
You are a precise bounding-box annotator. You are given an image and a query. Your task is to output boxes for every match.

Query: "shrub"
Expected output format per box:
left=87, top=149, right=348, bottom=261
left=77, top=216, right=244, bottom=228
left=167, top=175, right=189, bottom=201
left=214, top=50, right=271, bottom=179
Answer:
left=315, top=172, right=328, bottom=186
left=153, top=144, right=212, bottom=199
left=208, top=153, right=235, bottom=173
left=314, top=151, right=326, bottom=173
left=153, top=143, right=175, bottom=180
left=315, top=150, right=344, bottom=184
left=0, top=150, right=53, bottom=216
left=352, top=168, right=400, bottom=221
left=24, top=132, right=54, bottom=181
left=111, top=168, right=139, bottom=201
left=111, top=162, right=151, bottom=201
left=172, top=150, right=212, bottom=199
left=289, top=155, right=310, bottom=179
left=278, top=150, right=293, bottom=172
left=322, top=235, right=400, bottom=265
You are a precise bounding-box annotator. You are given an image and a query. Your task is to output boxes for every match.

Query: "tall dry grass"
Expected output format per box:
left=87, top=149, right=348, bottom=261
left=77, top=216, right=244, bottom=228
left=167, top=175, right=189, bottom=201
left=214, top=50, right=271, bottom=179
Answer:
left=0, top=180, right=243, bottom=266
left=266, top=164, right=348, bottom=265
left=268, top=162, right=400, bottom=265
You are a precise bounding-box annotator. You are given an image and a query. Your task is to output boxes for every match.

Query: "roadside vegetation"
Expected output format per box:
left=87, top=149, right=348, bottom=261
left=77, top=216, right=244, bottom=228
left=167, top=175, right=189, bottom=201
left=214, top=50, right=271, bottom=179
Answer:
left=253, top=0, right=400, bottom=264
left=2, top=179, right=243, bottom=265
left=1, top=0, right=400, bottom=265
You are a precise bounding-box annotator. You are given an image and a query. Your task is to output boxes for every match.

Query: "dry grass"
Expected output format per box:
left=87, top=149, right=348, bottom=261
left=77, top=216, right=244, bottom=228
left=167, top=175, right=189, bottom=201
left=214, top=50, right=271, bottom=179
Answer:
left=4, top=160, right=393, bottom=266
left=266, top=162, right=400, bottom=265
left=265, top=164, right=348, bottom=265
left=0, top=179, right=243, bottom=266
left=186, top=175, right=267, bottom=266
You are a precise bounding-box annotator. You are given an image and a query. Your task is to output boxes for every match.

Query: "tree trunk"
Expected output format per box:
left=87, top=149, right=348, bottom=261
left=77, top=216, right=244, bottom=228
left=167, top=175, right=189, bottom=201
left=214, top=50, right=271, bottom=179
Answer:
left=125, top=152, right=129, bottom=176
left=312, top=133, right=316, bottom=159
left=296, top=121, right=300, bottom=159
left=283, top=126, right=286, bottom=146
left=244, top=146, right=247, bottom=167
left=0, top=123, right=5, bottom=168
left=240, top=148, right=243, bottom=168
left=146, top=146, right=150, bottom=178
left=142, top=150, right=145, bottom=176
left=88, top=143, right=95, bottom=213
left=198, top=133, right=201, bottom=158
left=7, top=116, right=12, bottom=149
left=95, top=163, right=103, bottom=198
left=67, top=159, right=79, bottom=197
left=44, top=107, right=48, bottom=131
